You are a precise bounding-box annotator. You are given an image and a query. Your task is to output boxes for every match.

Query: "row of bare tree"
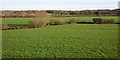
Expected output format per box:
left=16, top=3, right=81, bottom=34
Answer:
left=1, top=9, right=119, bottom=18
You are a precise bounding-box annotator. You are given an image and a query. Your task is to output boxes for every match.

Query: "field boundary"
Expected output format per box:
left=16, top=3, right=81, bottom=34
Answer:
left=2, top=23, right=120, bottom=31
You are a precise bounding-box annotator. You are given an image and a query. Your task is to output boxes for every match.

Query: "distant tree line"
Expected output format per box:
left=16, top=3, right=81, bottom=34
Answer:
left=1, top=9, right=120, bottom=18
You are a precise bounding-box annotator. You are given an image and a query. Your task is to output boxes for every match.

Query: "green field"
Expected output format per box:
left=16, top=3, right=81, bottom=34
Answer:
left=2, top=24, right=118, bottom=58
left=2, top=16, right=119, bottom=58
left=2, top=16, right=118, bottom=25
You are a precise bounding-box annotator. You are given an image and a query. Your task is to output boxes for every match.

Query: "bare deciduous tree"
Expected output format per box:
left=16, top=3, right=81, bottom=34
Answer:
left=29, top=11, right=50, bottom=28
left=1, top=22, right=8, bottom=30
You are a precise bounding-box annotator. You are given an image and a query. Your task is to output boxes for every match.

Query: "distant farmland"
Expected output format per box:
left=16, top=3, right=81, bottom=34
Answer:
left=2, top=16, right=118, bottom=25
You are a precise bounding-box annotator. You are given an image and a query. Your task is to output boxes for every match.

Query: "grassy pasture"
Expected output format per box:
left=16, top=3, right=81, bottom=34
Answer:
left=2, top=24, right=118, bottom=58
left=2, top=16, right=118, bottom=25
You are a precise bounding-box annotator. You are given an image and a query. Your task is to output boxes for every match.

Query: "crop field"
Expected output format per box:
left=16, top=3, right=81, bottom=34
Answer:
left=1, top=0, right=119, bottom=59
left=2, top=16, right=118, bottom=25
left=2, top=24, right=118, bottom=58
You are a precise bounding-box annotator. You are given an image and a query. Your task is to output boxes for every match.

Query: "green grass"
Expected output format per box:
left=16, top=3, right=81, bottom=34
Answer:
left=2, top=16, right=118, bottom=25
left=2, top=18, right=32, bottom=24
left=2, top=24, right=118, bottom=58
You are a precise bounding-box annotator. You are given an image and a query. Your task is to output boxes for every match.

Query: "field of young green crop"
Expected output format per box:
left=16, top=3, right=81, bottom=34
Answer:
left=2, top=16, right=118, bottom=25
left=2, top=24, right=118, bottom=58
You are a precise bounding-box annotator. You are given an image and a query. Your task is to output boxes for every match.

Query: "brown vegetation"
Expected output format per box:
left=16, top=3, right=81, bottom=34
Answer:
left=1, top=9, right=119, bottom=18
left=29, top=11, right=50, bottom=28
left=1, top=22, right=8, bottom=30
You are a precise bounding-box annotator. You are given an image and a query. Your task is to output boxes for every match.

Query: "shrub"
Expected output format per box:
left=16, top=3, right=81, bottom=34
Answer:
left=92, top=18, right=114, bottom=24
left=29, top=20, right=47, bottom=28
left=29, top=11, right=50, bottom=28
left=1, top=22, right=8, bottom=30
left=92, top=18, right=102, bottom=24
left=69, top=18, right=79, bottom=24
left=105, top=19, right=114, bottom=24
left=50, top=19, right=65, bottom=25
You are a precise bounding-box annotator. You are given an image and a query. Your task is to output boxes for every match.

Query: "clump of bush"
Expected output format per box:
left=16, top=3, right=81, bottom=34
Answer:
left=1, top=22, right=8, bottom=30
left=105, top=19, right=114, bottom=24
left=29, top=20, right=48, bottom=28
left=92, top=18, right=114, bottom=24
left=92, top=18, right=102, bottom=24
left=69, top=18, right=79, bottom=24
left=29, top=11, right=50, bottom=28
left=50, top=19, right=65, bottom=25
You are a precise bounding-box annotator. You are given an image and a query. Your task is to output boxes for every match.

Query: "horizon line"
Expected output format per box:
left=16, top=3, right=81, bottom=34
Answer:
left=0, top=8, right=118, bottom=11
left=0, top=7, right=118, bottom=11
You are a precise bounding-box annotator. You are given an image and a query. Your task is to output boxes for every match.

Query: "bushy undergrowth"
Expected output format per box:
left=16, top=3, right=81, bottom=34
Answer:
left=50, top=19, right=65, bottom=25
left=1, top=22, right=8, bottom=29
left=29, top=20, right=48, bottom=28
left=92, top=18, right=115, bottom=24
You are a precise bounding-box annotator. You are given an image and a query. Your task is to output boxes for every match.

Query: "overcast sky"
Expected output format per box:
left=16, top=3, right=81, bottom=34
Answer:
left=0, top=0, right=119, bottom=10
